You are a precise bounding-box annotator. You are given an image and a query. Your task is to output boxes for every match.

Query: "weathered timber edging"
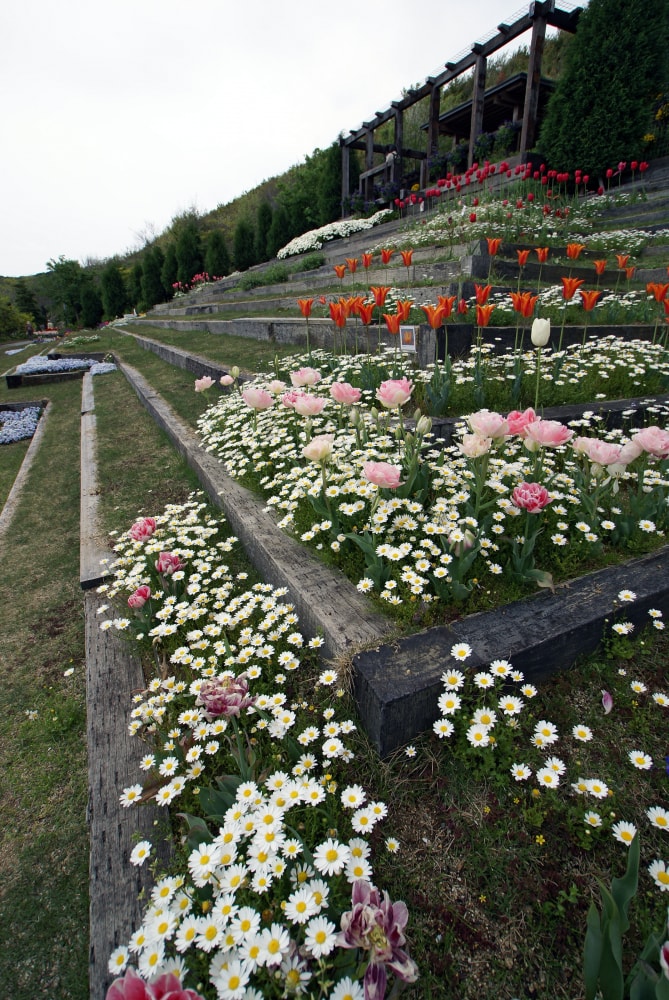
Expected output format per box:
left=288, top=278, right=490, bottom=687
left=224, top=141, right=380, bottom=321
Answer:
left=0, top=398, right=50, bottom=547
left=354, top=546, right=669, bottom=757
left=117, top=360, right=393, bottom=662
left=81, top=375, right=113, bottom=589
left=81, top=374, right=171, bottom=999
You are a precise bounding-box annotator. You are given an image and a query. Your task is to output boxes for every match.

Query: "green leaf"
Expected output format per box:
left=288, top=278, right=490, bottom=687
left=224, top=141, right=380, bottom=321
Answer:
left=584, top=902, right=603, bottom=1000
left=611, top=833, right=640, bottom=935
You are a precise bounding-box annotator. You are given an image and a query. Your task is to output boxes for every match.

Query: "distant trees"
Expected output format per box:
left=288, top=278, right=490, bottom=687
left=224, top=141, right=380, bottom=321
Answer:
left=46, top=256, right=84, bottom=326
left=233, top=218, right=257, bottom=272
left=0, top=296, right=30, bottom=338
left=80, top=280, right=104, bottom=328
left=161, top=243, right=178, bottom=296
left=141, top=245, right=166, bottom=310
left=539, top=0, right=669, bottom=175
left=204, top=230, right=231, bottom=279
left=13, top=279, right=43, bottom=326
left=100, top=262, right=127, bottom=319
left=175, top=215, right=203, bottom=285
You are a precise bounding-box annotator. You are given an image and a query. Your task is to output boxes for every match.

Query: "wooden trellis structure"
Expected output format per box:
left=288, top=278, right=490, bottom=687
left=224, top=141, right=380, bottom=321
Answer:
left=340, top=0, right=582, bottom=213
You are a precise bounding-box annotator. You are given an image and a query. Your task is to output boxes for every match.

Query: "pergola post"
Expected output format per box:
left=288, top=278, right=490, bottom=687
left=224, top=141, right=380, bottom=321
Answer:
left=393, top=105, right=404, bottom=189
left=468, top=47, right=487, bottom=168
left=422, top=81, right=441, bottom=188
left=364, top=128, right=375, bottom=203
left=341, top=139, right=350, bottom=217
left=520, top=3, right=548, bottom=157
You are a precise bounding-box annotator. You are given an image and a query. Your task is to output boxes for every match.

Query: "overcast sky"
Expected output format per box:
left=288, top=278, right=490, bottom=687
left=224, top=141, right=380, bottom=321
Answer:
left=1, top=0, right=553, bottom=277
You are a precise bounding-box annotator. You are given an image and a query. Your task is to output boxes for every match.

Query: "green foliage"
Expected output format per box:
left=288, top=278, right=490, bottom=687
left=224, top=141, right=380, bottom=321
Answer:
left=266, top=203, right=293, bottom=259
left=175, top=214, right=203, bottom=285
left=140, top=245, right=165, bottom=310
left=233, top=217, right=257, bottom=272
left=255, top=201, right=273, bottom=263
left=0, top=295, right=30, bottom=338
left=204, top=229, right=230, bottom=280
left=539, top=0, right=669, bottom=175
left=127, top=261, right=143, bottom=310
left=237, top=263, right=288, bottom=290
left=12, top=279, right=41, bottom=325
left=160, top=243, right=178, bottom=298
left=79, top=279, right=103, bottom=329
left=100, top=261, right=127, bottom=319
left=46, top=256, right=85, bottom=326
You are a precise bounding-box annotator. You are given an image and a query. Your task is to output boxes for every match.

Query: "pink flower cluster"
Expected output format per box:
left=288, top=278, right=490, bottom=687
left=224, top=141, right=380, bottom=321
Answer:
left=376, top=378, right=413, bottom=409
left=127, top=585, right=151, bottom=609
left=363, top=461, right=403, bottom=490
left=196, top=673, right=256, bottom=720
left=337, top=880, right=418, bottom=1000
left=154, top=552, right=183, bottom=577
left=129, top=517, right=157, bottom=542
left=512, top=482, right=552, bottom=513
left=107, top=967, right=203, bottom=1000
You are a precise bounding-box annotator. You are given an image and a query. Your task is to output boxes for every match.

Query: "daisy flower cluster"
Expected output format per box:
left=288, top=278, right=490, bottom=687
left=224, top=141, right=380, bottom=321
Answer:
left=196, top=350, right=669, bottom=615
left=430, top=635, right=669, bottom=896
left=99, top=496, right=416, bottom=999
left=276, top=210, right=392, bottom=259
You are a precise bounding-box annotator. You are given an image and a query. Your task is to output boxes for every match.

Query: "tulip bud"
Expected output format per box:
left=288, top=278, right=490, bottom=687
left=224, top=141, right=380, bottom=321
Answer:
left=531, top=318, right=550, bottom=347
left=416, top=414, right=432, bottom=437
left=230, top=366, right=240, bottom=379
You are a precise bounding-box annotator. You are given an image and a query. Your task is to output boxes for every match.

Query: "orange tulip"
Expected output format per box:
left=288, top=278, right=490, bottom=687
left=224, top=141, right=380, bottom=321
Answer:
left=516, top=249, right=530, bottom=267
left=329, top=302, right=347, bottom=327
left=357, top=302, right=375, bottom=325
left=625, top=266, right=636, bottom=281
left=566, top=242, right=586, bottom=260
left=437, top=294, right=457, bottom=317
left=345, top=257, right=358, bottom=273
left=579, top=289, right=602, bottom=311
left=457, top=298, right=469, bottom=315
left=561, top=276, right=586, bottom=301
left=400, top=249, right=413, bottom=267
left=383, top=313, right=401, bottom=335
left=396, top=300, right=412, bottom=321
left=361, top=253, right=374, bottom=270
left=593, top=260, right=608, bottom=276
left=476, top=304, right=495, bottom=327
left=474, top=283, right=492, bottom=305
left=486, top=237, right=502, bottom=256
left=646, top=282, right=669, bottom=302
left=370, top=286, right=391, bottom=308
left=297, top=298, right=314, bottom=318
left=509, top=291, right=539, bottom=318
left=340, top=297, right=357, bottom=318
left=380, top=248, right=394, bottom=265
left=616, top=254, right=630, bottom=269
left=333, top=264, right=347, bottom=279
left=421, top=304, right=446, bottom=329
left=535, top=247, right=549, bottom=263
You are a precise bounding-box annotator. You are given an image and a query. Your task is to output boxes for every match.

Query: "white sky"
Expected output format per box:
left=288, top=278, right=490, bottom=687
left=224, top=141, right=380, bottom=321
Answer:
left=1, top=0, right=549, bottom=277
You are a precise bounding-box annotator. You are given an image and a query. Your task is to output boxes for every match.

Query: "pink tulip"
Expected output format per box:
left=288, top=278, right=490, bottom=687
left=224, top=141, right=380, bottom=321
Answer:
left=194, top=376, right=214, bottom=392
left=376, top=378, right=413, bottom=409
left=290, top=367, right=322, bottom=388
left=302, top=434, right=334, bottom=463
left=293, top=393, right=326, bottom=417
left=330, top=382, right=362, bottom=405
left=155, top=552, right=183, bottom=576
left=511, top=482, right=551, bottom=513
left=106, top=967, right=204, bottom=1000
left=127, top=585, right=151, bottom=609
left=506, top=408, right=537, bottom=436
left=363, top=461, right=403, bottom=489
left=281, top=390, right=300, bottom=409
left=632, top=425, right=669, bottom=459
left=129, top=517, right=157, bottom=542
left=267, top=379, right=287, bottom=395
left=572, top=437, right=623, bottom=467
left=219, top=374, right=234, bottom=387
left=601, top=690, right=613, bottom=714
left=523, top=419, right=573, bottom=451
left=241, top=386, right=273, bottom=411
left=459, top=433, right=492, bottom=458
left=467, top=409, right=509, bottom=439
left=197, top=674, right=256, bottom=720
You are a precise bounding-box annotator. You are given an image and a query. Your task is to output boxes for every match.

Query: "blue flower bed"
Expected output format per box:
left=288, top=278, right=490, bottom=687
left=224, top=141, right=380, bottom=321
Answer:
left=0, top=406, right=41, bottom=445
left=14, top=356, right=95, bottom=375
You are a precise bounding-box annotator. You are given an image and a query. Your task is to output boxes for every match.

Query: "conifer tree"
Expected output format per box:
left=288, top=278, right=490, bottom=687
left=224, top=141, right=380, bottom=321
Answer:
left=255, top=201, right=273, bottom=263
left=539, top=0, right=669, bottom=175
left=176, top=217, right=203, bottom=285
left=233, top=218, right=257, bottom=272
left=100, top=261, right=127, bottom=319
left=204, top=230, right=231, bottom=279
left=161, top=243, right=178, bottom=298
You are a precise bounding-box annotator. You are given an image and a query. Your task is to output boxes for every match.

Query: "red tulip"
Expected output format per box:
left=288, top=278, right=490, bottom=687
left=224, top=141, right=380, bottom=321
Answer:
left=469, top=212, right=477, bottom=223
left=646, top=282, right=669, bottom=302
left=380, top=248, right=394, bottom=265
left=395, top=300, right=412, bottom=321
left=579, top=289, right=602, bottom=311
left=383, top=313, right=401, bottom=335
left=370, top=285, right=391, bottom=308
left=616, top=254, right=630, bottom=269
left=517, top=250, right=530, bottom=267
left=593, top=260, right=607, bottom=276
left=345, top=257, right=358, bottom=273
left=357, top=302, right=375, bottom=325
left=474, top=283, right=492, bottom=305
left=421, top=303, right=446, bottom=329
left=486, top=237, right=502, bottom=256
left=509, top=291, right=539, bottom=318
left=457, top=298, right=468, bottom=315
left=561, top=277, right=586, bottom=301
left=476, top=304, right=495, bottom=327
left=437, top=294, right=457, bottom=317
left=535, top=247, right=549, bottom=264
left=329, top=302, right=347, bottom=327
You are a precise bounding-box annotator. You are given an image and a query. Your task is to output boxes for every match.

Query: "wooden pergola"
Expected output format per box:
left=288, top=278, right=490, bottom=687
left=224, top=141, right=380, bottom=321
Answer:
left=340, top=0, right=582, bottom=213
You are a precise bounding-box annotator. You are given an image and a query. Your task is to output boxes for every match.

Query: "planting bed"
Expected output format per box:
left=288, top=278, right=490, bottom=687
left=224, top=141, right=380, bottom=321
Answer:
left=114, top=356, right=669, bottom=755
